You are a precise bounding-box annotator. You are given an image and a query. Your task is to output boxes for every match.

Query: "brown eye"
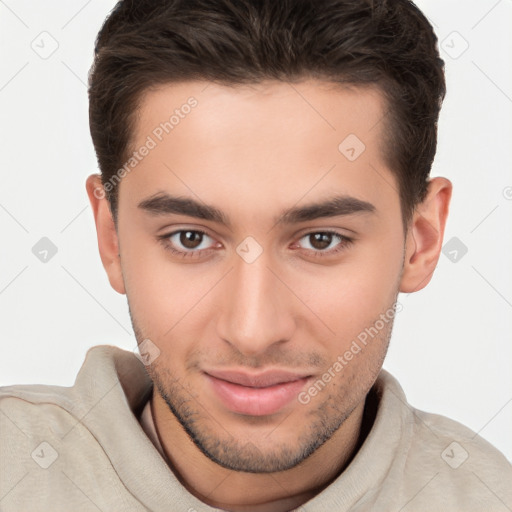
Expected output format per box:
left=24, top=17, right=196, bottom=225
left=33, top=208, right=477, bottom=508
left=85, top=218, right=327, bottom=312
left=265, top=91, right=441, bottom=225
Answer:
left=180, top=230, right=204, bottom=249
left=163, top=230, right=215, bottom=253
left=295, top=231, right=351, bottom=257
left=309, top=232, right=334, bottom=250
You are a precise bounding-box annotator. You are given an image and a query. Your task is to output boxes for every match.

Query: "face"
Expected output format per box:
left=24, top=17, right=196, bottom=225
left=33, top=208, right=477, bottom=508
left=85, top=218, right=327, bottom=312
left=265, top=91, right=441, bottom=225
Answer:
left=113, top=80, right=406, bottom=473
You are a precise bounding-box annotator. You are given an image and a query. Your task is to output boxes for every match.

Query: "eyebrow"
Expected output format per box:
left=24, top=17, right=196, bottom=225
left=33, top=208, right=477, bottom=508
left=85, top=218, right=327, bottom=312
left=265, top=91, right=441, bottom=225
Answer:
left=138, top=193, right=376, bottom=227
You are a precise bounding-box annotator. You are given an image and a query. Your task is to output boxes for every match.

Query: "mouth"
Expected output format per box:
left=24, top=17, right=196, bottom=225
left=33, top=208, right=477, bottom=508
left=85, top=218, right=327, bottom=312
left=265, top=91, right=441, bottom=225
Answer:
left=203, top=369, right=312, bottom=416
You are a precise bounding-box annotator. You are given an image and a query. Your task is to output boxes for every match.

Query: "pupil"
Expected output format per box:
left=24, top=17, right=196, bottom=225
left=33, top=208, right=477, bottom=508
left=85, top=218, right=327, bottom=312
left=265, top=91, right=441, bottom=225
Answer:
left=311, top=233, right=332, bottom=250
left=180, top=231, right=202, bottom=249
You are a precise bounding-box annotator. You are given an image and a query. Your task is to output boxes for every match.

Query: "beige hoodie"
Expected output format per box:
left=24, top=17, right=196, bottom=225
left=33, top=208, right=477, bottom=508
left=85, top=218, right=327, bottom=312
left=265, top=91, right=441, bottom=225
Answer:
left=1, top=345, right=511, bottom=511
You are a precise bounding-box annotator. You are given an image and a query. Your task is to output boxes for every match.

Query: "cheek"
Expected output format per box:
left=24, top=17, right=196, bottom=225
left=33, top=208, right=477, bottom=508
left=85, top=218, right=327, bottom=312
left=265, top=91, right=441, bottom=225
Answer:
left=301, top=240, right=403, bottom=343
left=120, top=234, right=223, bottom=346
left=120, top=235, right=182, bottom=327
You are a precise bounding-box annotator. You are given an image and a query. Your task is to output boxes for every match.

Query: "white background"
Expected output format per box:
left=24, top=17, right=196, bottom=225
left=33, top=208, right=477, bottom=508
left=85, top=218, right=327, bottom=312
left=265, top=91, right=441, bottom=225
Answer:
left=0, top=0, right=511, bottom=462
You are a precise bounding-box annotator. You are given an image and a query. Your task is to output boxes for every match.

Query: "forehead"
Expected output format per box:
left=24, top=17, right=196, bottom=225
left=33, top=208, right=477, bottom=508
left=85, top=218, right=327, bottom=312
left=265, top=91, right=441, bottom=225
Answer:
left=134, top=79, right=386, bottom=154
left=121, top=79, right=399, bottom=226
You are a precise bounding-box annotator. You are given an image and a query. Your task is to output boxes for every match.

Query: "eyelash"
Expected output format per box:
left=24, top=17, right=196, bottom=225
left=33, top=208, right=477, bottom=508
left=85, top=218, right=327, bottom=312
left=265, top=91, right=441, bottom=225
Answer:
left=158, top=229, right=353, bottom=260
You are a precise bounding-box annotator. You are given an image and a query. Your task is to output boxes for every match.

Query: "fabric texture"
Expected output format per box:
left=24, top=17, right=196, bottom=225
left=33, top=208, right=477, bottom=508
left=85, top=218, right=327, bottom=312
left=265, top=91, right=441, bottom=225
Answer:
left=1, top=344, right=511, bottom=511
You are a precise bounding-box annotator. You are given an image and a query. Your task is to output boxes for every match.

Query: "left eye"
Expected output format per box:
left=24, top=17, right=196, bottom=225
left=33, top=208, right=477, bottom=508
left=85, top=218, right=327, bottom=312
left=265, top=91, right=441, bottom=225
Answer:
left=297, top=232, right=345, bottom=251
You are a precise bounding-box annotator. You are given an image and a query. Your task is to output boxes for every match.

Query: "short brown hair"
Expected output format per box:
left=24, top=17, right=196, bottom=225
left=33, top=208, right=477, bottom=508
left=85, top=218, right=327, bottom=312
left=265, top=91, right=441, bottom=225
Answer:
left=89, top=0, right=445, bottom=225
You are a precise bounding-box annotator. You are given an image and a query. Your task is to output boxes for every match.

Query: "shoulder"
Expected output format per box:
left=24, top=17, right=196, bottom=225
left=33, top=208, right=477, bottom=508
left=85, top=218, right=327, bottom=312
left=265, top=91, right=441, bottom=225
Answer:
left=0, top=344, right=144, bottom=435
left=406, top=392, right=512, bottom=474
left=0, top=345, right=150, bottom=511
left=378, top=371, right=512, bottom=511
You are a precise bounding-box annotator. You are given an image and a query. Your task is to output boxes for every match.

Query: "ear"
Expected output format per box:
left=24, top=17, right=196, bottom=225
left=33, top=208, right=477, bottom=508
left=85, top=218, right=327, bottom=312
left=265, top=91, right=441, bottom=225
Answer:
left=400, top=177, right=452, bottom=293
left=86, top=174, right=126, bottom=295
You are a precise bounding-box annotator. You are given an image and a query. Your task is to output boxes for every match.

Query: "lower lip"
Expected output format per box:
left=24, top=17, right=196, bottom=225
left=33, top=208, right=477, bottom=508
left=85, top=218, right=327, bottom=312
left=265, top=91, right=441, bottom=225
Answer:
left=205, top=374, right=310, bottom=416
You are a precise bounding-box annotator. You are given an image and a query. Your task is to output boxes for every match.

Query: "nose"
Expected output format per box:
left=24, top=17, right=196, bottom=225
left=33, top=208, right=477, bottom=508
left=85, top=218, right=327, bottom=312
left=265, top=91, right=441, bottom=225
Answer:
left=216, top=249, right=296, bottom=357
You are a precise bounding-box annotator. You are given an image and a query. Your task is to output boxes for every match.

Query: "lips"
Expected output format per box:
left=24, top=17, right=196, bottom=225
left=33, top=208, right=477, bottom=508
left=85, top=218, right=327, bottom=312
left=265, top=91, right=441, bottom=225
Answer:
left=205, top=369, right=310, bottom=388
left=204, top=369, right=311, bottom=416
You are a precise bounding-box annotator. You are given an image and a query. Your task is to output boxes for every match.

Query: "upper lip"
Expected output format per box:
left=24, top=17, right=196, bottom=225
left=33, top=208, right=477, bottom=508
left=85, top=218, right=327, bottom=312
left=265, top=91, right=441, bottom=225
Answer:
left=205, top=369, right=311, bottom=388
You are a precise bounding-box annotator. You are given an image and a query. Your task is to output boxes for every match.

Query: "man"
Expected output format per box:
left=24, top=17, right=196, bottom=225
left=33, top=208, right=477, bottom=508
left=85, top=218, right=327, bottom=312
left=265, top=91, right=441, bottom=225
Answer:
left=1, top=0, right=511, bottom=511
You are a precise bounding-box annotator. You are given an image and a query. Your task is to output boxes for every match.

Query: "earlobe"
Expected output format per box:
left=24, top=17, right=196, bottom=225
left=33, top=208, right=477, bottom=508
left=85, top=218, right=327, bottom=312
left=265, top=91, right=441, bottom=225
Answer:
left=85, top=174, right=126, bottom=295
left=399, top=177, right=452, bottom=293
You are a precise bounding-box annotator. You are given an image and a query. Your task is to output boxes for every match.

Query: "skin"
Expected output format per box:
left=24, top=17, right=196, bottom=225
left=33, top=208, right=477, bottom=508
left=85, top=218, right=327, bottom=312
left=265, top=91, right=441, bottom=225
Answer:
left=86, top=80, right=451, bottom=511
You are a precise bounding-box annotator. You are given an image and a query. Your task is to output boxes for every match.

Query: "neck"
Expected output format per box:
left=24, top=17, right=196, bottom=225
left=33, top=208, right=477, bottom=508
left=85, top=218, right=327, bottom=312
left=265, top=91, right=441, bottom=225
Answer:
left=151, top=390, right=368, bottom=511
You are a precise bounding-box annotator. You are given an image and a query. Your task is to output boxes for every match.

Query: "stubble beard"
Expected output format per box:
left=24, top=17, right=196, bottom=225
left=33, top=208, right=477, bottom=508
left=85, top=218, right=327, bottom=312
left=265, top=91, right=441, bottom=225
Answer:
left=129, top=305, right=395, bottom=473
